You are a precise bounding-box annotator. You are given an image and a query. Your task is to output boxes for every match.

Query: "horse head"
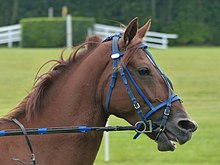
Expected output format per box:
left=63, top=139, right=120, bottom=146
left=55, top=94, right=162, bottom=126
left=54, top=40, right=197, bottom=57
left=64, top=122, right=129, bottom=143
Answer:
left=102, top=18, right=198, bottom=151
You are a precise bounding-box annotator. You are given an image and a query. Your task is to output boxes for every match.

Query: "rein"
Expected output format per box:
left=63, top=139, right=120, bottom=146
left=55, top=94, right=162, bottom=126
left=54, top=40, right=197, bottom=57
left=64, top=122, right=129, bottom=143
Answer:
left=0, top=120, right=145, bottom=165
left=103, top=34, right=181, bottom=139
left=0, top=122, right=145, bottom=137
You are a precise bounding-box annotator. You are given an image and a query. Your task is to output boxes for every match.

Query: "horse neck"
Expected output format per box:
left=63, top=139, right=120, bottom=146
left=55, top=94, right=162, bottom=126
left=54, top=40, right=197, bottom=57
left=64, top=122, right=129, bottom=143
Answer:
left=21, top=46, right=110, bottom=125
left=10, top=46, right=111, bottom=164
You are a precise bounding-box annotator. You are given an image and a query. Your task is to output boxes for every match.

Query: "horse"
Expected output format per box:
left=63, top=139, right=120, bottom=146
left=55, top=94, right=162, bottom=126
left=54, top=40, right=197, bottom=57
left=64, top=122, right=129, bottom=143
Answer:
left=0, top=18, right=197, bottom=165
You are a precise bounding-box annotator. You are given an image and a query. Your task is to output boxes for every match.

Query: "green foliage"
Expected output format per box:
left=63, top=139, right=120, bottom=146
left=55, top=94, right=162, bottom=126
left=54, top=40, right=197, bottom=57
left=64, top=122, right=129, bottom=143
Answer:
left=71, top=17, right=95, bottom=45
left=0, top=0, right=219, bottom=45
left=21, top=18, right=65, bottom=47
left=160, top=0, right=211, bottom=45
left=20, top=17, right=95, bottom=47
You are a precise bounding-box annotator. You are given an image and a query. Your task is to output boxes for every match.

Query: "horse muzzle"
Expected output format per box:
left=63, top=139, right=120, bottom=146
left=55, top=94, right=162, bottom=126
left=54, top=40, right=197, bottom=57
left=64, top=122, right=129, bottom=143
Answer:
left=156, top=119, right=198, bottom=151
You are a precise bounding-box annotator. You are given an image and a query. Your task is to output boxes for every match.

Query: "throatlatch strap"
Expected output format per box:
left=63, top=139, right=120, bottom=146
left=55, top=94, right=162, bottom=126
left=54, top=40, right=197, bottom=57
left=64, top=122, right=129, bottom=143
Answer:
left=12, top=118, right=36, bottom=165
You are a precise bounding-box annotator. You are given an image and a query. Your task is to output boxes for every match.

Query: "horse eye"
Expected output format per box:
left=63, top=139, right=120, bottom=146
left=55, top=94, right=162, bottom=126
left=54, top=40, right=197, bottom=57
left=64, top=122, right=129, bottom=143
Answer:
left=138, top=67, right=151, bottom=76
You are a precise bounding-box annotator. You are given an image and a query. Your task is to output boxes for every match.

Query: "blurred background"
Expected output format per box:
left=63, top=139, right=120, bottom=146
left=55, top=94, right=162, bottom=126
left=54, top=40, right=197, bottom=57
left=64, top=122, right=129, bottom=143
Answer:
left=0, top=0, right=219, bottom=47
left=0, top=0, right=219, bottom=165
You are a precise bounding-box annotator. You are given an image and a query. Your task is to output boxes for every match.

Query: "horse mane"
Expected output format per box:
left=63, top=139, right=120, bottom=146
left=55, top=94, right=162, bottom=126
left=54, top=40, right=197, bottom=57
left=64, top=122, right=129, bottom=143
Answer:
left=1, top=36, right=102, bottom=122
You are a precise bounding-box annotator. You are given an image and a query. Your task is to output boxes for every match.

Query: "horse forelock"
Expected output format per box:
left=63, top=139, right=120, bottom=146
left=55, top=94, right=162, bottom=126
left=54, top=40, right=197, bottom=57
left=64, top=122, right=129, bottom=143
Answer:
left=1, top=36, right=102, bottom=122
left=119, top=36, right=142, bottom=66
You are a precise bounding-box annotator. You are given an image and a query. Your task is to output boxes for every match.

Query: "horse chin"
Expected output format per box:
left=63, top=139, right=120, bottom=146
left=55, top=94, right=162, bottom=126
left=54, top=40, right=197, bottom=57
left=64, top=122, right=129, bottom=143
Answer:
left=156, top=132, right=177, bottom=151
left=155, top=128, right=193, bottom=152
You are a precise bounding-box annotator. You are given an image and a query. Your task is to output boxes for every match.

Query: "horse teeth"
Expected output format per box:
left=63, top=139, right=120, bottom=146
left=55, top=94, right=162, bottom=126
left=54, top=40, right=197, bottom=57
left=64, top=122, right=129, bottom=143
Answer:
left=174, top=143, right=177, bottom=149
left=170, top=140, right=177, bottom=148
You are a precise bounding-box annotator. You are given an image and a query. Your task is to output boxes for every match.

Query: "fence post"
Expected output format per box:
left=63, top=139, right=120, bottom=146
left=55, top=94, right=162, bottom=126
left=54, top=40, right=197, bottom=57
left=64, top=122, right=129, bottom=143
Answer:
left=66, top=15, right=72, bottom=48
left=8, top=28, right=12, bottom=48
left=87, top=27, right=93, bottom=37
left=104, top=120, right=110, bottom=162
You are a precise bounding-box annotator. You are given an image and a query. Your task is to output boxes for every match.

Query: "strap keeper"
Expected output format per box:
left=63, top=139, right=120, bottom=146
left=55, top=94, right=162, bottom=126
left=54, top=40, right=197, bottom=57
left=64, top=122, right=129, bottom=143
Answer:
left=31, top=153, right=36, bottom=163
left=111, top=53, right=120, bottom=59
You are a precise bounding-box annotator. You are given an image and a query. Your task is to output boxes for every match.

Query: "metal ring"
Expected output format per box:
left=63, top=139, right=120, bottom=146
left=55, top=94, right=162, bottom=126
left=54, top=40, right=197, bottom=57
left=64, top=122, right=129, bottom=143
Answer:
left=135, top=121, right=147, bottom=133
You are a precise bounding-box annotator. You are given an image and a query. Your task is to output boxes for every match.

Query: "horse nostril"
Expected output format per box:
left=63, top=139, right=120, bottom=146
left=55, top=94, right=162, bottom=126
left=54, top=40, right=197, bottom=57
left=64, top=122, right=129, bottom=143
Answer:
left=178, top=120, right=198, bottom=132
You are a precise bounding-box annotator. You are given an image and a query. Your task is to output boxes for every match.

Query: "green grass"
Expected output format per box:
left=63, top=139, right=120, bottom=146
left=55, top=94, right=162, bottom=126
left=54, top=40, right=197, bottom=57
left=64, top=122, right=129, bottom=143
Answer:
left=0, top=47, right=219, bottom=165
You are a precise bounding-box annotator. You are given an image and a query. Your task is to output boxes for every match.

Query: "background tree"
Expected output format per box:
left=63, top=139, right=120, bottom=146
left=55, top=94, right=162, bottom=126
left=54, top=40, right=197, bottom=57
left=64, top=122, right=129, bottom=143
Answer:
left=0, top=0, right=219, bottom=45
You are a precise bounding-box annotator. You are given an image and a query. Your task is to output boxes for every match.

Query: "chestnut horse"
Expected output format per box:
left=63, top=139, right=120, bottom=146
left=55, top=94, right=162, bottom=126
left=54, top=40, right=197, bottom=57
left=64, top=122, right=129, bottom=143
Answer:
left=0, top=18, right=197, bottom=165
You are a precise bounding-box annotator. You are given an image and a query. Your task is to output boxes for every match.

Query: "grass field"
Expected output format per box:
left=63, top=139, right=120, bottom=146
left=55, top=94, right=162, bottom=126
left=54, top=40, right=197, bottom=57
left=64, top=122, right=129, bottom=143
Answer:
left=0, top=47, right=219, bottom=165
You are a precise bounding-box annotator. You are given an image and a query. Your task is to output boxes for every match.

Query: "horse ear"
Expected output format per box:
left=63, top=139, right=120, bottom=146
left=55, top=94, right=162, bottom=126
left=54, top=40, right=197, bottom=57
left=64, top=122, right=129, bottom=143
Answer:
left=123, top=17, right=138, bottom=46
left=137, top=19, right=151, bottom=39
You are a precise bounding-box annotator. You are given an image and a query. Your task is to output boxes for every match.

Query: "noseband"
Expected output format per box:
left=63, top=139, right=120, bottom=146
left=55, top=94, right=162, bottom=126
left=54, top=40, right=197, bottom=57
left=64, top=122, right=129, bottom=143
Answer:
left=104, top=34, right=181, bottom=140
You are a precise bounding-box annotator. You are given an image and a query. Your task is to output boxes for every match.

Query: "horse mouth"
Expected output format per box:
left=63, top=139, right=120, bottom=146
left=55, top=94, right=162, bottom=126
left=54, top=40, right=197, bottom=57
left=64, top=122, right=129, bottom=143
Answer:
left=156, top=129, right=192, bottom=151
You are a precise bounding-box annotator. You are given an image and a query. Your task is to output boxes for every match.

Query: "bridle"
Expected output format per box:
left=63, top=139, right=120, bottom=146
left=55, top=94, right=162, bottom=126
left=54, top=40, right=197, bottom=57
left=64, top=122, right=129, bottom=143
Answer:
left=103, top=34, right=181, bottom=140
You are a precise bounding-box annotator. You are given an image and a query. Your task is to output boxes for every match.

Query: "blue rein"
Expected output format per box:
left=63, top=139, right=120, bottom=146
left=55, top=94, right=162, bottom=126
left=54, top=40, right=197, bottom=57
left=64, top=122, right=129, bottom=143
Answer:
left=104, top=35, right=181, bottom=140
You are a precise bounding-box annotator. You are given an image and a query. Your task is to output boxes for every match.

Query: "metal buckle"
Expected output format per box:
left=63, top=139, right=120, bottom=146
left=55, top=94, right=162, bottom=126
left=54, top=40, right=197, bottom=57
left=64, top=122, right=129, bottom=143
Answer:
left=135, top=120, right=152, bottom=133
left=133, top=102, right=140, bottom=109
left=145, top=120, right=153, bottom=132
left=111, top=53, right=120, bottom=59
left=163, top=108, right=170, bottom=116
left=160, top=124, right=166, bottom=132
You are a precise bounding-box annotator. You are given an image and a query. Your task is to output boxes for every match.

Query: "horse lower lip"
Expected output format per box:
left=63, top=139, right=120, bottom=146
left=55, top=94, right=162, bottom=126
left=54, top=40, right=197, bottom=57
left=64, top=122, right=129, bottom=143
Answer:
left=157, top=132, right=176, bottom=151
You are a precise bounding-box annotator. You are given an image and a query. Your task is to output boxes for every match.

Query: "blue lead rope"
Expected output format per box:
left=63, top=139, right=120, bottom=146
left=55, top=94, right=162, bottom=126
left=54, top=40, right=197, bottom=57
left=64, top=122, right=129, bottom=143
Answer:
left=0, top=125, right=138, bottom=137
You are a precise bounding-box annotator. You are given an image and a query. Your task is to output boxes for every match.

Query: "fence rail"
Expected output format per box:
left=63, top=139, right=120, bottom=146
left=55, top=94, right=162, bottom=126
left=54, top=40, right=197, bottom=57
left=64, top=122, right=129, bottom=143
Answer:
left=0, top=24, right=21, bottom=47
left=0, top=23, right=177, bottom=49
left=89, top=23, right=178, bottom=49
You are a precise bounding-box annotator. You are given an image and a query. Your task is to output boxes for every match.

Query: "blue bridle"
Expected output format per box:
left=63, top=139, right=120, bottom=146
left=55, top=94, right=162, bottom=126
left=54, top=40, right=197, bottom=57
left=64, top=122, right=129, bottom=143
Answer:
left=103, top=34, right=181, bottom=140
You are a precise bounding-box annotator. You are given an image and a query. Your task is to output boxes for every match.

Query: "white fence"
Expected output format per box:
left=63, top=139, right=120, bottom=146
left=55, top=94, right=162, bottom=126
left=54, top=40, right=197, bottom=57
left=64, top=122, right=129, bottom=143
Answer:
left=0, top=24, right=21, bottom=47
left=88, top=23, right=178, bottom=49
left=0, top=22, right=177, bottom=49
